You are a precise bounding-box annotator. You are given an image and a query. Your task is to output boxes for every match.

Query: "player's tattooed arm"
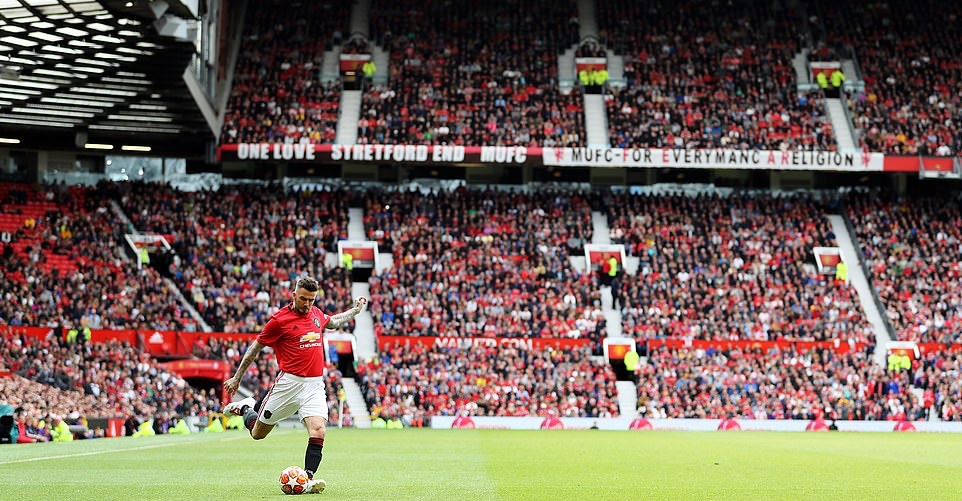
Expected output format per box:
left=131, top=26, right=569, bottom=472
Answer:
left=224, top=340, right=265, bottom=394
left=326, top=297, right=368, bottom=329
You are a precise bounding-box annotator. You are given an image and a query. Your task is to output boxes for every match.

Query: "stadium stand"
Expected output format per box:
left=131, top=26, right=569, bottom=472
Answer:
left=605, top=191, right=874, bottom=344
left=363, top=186, right=603, bottom=342
left=0, top=183, right=195, bottom=331
left=814, top=0, right=962, bottom=156
left=358, top=341, right=619, bottom=419
left=8, top=0, right=962, bottom=436
left=358, top=0, right=584, bottom=146
left=844, top=192, right=962, bottom=344
left=219, top=0, right=351, bottom=145
left=596, top=0, right=833, bottom=150
left=637, top=344, right=926, bottom=421
left=113, top=182, right=352, bottom=333
left=1, top=333, right=221, bottom=421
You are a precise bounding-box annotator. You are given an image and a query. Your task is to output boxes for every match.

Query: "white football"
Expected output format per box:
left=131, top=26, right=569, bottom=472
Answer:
left=278, top=465, right=310, bottom=495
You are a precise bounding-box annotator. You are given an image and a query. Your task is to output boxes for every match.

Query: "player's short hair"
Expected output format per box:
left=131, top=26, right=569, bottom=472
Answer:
left=294, top=276, right=319, bottom=292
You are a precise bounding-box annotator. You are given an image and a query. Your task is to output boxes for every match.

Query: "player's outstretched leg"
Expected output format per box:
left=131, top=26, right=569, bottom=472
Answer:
left=304, top=436, right=325, bottom=493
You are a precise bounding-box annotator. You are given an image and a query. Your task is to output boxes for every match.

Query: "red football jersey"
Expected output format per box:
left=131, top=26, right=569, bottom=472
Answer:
left=257, top=304, right=332, bottom=377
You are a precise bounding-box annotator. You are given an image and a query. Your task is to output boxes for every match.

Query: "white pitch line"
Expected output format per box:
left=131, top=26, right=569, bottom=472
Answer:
left=0, top=435, right=245, bottom=465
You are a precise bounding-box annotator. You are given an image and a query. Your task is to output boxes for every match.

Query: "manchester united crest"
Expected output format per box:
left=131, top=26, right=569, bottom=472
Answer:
left=313, top=318, right=321, bottom=328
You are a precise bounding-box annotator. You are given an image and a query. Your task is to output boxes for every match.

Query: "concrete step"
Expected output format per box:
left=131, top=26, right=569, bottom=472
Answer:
left=341, top=378, right=371, bottom=428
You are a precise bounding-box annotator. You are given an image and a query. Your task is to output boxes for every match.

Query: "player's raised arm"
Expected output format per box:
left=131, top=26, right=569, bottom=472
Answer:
left=224, top=340, right=266, bottom=395
left=325, top=296, right=368, bottom=329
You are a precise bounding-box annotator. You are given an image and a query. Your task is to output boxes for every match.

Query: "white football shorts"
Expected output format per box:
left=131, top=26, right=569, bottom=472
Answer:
left=257, top=372, right=329, bottom=425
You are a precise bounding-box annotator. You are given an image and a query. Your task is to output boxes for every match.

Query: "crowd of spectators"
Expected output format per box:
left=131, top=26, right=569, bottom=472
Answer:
left=0, top=183, right=195, bottom=331
left=113, top=182, right=352, bottom=333
left=636, top=344, right=928, bottom=421
left=358, top=341, right=618, bottom=420
left=605, top=191, right=874, bottom=344
left=364, top=187, right=604, bottom=345
left=358, top=0, right=584, bottom=147
left=814, top=0, right=962, bottom=156
left=912, top=350, right=962, bottom=421
left=1, top=332, right=222, bottom=435
left=219, top=0, right=351, bottom=145
left=845, top=192, right=962, bottom=344
left=597, top=0, right=833, bottom=151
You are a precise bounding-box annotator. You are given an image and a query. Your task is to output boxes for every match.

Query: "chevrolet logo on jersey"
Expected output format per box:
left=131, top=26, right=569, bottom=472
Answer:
left=299, top=332, right=322, bottom=343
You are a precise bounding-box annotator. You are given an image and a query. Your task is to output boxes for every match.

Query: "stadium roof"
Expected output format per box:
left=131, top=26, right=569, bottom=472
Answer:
left=0, top=0, right=211, bottom=157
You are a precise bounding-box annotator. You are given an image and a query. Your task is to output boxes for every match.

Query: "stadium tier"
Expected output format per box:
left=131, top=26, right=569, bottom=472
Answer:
left=358, top=341, right=619, bottom=419
left=359, top=0, right=583, bottom=147
left=816, top=0, right=962, bottom=155
left=598, top=0, right=834, bottom=151
left=220, top=0, right=351, bottom=145
left=5, top=0, right=962, bottom=447
left=845, top=192, right=962, bottom=345
left=604, top=191, right=874, bottom=343
left=363, top=187, right=601, bottom=341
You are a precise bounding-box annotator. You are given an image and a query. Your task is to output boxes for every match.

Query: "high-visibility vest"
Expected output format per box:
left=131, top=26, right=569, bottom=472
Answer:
left=830, top=70, right=845, bottom=88
left=225, top=414, right=245, bottom=430
left=835, top=262, right=848, bottom=282
left=51, top=420, right=74, bottom=441
left=607, top=257, right=618, bottom=277
left=578, top=70, right=590, bottom=86
left=205, top=416, right=225, bottom=433
left=169, top=419, right=192, bottom=435
left=816, top=72, right=829, bottom=89
left=133, top=420, right=155, bottom=437
left=595, top=69, right=609, bottom=85
left=624, top=351, right=640, bottom=371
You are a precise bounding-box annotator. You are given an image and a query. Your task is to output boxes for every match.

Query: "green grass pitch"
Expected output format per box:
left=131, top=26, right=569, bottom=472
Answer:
left=2, top=428, right=961, bottom=500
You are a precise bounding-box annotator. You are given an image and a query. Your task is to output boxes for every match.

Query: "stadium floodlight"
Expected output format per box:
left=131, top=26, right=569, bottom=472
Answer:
left=13, top=106, right=94, bottom=118
left=29, top=31, right=63, bottom=42
left=0, top=35, right=37, bottom=47
left=107, top=114, right=173, bottom=122
left=0, top=91, right=30, bottom=100
left=121, top=145, right=151, bottom=152
left=4, top=78, right=56, bottom=89
left=0, top=137, right=20, bottom=144
left=56, top=26, right=88, bottom=37
left=83, top=143, right=114, bottom=150
left=86, top=22, right=114, bottom=32
left=42, top=96, right=115, bottom=107
left=0, top=116, right=75, bottom=127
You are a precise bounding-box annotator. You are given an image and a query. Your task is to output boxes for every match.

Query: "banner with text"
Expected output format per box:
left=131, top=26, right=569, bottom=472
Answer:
left=646, top=338, right=866, bottom=354
left=542, top=147, right=886, bottom=171
left=378, top=335, right=590, bottom=351
left=218, top=144, right=915, bottom=172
